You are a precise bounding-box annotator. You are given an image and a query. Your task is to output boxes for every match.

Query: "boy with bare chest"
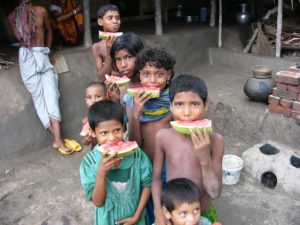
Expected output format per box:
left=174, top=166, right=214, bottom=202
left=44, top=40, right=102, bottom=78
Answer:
left=152, top=75, right=224, bottom=224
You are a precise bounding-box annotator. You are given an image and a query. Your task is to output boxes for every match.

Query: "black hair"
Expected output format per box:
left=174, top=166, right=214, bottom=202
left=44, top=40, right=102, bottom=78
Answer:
left=162, top=178, right=200, bottom=212
left=97, top=4, right=119, bottom=18
left=169, top=74, right=208, bottom=103
left=85, top=82, right=107, bottom=94
left=88, top=100, right=123, bottom=131
left=137, top=48, right=176, bottom=84
left=110, top=32, right=144, bottom=61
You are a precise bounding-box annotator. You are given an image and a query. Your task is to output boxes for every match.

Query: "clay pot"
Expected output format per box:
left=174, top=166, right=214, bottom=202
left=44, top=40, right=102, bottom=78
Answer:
left=244, top=65, right=275, bottom=103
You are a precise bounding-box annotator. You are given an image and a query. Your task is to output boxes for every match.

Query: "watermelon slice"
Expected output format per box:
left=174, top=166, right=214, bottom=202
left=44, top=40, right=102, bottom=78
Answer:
left=80, top=122, right=90, bottom=136
left=105, top=74, right=130, bottom=87
left=170, top=119, right=212, bottom=135
left=98, top=141, right=138, bottom=158
left=99, top=31, right=123, bottom=40
left=127, top=87, right=160, bottom=98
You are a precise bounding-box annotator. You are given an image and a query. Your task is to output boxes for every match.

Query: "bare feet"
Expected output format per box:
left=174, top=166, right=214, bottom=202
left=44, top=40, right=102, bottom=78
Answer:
left=53, top=141, right=73, bottom=155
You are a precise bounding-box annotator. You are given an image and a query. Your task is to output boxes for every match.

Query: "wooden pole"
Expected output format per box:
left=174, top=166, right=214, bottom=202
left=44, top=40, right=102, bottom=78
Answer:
left=83, top=0, right=92, bottom=47
left=218, top=0, right=222, bottom=48
left=209, top=0, right=216, bottom=27
left=276, top=0, right=283, bottom=57
left=154, top=0, right=163, bottom=35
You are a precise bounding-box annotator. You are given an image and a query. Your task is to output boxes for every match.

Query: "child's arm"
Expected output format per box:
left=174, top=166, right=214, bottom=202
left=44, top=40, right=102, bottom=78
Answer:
left=91, top=151, right=120, bottom=207
left=191, top=128, right=224, bottom=199
left=115, top=187, right=151, bottom=224
left=127, top=92, right=150, bottom=146
left=91, top=39, right=115, bottom=83
left=151, top=131, right=169, bottom=225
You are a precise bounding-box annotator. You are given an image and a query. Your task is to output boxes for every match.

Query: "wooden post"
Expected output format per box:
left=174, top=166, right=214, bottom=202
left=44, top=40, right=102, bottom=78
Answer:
left=209, top=0, right=216, bottom=27
left=83, top=0, right=92, bottom=47
left=276, top=0, right=282, bottom=58
left=154, top=0, right=163, bottom=35
left=218, top=0, right=222, bottom=48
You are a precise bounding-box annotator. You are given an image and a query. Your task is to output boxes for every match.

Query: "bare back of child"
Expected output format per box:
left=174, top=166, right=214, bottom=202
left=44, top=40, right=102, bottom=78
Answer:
left=152, top=75, right=224, bottom=225
left=92, top=4, right=121, bottom=83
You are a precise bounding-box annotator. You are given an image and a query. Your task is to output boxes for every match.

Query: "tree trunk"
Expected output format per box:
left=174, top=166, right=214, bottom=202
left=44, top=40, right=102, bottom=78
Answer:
left=154, top=0, right=163, bottom=35
left=83, top=0, right=92, bottom=47
left=218, top=0, right=222, bottom=47
left=209, top=0, right=216, bottom=27
left=276, top=0, right=282, bottom=58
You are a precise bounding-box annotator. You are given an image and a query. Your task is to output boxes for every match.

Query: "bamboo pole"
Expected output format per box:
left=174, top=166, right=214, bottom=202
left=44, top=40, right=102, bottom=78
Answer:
left=154, top=0, right=163, bottom=35
left=218, top=0, right=222, bottom=48
left=276, top=0, right=282, bottom=57
left=209, top=0, right=216, bottom=27
left=83, top=0, right=92, bottom=47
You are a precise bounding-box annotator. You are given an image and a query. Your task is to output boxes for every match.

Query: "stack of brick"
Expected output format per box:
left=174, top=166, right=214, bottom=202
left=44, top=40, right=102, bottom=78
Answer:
left=268, top=66, right=300, bottom=118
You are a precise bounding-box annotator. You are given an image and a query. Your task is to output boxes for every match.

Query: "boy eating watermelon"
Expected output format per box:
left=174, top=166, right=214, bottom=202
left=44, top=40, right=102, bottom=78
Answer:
left=152, top=75, right=224, bottom=224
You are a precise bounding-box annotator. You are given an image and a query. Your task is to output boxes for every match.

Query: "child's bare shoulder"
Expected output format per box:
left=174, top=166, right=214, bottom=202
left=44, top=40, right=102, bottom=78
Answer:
left=156, top=127, right=178, bottom=143
left=92, top=41, right=106, bottom=54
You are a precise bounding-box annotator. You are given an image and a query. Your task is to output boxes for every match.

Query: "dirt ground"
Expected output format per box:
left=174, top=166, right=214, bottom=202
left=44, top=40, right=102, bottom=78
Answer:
left=1, top=21, right=299, bottom=225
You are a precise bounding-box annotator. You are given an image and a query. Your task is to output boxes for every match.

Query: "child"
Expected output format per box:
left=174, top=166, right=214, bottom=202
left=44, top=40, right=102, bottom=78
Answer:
left=92, top=4, right=121, bottom=83
left=161, top=178, right=213, bottom=225
left=122, top=48, right=175, bottom=162
left=80, top=82, right=107, bottom=148
left=151, top=75, right=224, bottom=224
left=107, top=32, right=144, bottom=101
left=79, top=100, right=152, bottom=225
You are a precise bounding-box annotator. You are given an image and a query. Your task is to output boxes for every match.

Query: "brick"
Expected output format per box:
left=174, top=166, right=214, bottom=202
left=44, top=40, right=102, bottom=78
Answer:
left=287, top=84, right=300, bottom=93
left=276, top=82, right=288, bottom=91
left=288, top=66, right=300, bottom=73
left=293, top=101, right=300, bottom=111
left=272, top=87, right=298, bottom=100
left=280, top=99, right=293, bottom=108
left=275, top=71, right=300, bottom=85
left=291, top=110, right=300, bottom=118
left=268, top=104, right=292, bottom=117
left=268, top=95, right=280, bottom=105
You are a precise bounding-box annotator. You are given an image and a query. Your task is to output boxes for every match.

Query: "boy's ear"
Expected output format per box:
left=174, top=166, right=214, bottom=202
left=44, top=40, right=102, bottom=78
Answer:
left=167, top=69, right=172, bottom=82
left=162, top=206, right=172, bottom=220
left=97, top=18, right=103, bottom=26
left=204, top=100, right=209, bottom=111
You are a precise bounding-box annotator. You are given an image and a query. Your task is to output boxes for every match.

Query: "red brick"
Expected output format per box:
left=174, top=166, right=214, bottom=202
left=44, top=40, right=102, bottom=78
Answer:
left=291, top=110, right=300, bottom=118
left=287, top=84, right=300, bottom=93
left=288, top=66, right=300, bottom=73
left=272, top=87, right=298, bottom=100
left=275, top=71, right=300, bottom=85
left=276, top=82, right=288, bottom=91
left=280, top=99, right=293, bottom=108
left=268, top=104, right=292, bottom=117
left=293, top=101, right=300, bottom=111
left=268, top=95, right=280, bottom=105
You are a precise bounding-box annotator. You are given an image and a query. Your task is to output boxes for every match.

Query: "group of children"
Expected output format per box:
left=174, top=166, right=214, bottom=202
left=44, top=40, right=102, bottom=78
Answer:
left=79, top=3, right=224, bottom=225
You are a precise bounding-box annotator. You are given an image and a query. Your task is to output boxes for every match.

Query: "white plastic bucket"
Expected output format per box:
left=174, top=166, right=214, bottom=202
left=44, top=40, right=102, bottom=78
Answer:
left=222, top=154, right=244, bottom=185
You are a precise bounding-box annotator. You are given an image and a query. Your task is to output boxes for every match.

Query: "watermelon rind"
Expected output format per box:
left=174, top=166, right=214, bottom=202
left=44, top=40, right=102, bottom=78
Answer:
left=99, top=31, right=123, bottom=40
left=98, top=141, right=138, bottom=158
left=170, top=120, right=213, bottom=135
left=105, top=74, right=130, bottom=87
left=127, top=87, right=160, bottom=98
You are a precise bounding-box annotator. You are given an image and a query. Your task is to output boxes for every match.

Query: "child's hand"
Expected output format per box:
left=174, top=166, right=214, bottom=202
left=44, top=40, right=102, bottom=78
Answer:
left=133, top=91, right=150, bottom=118
left=115, top=215, right=138, bottom=225
left=105, top=79, right=120, bottom=102
left=191, top=127, right=211, bottom=163
left=98, top=150, right=122, bottom=174
left=83, top=130, right=94, bottom=145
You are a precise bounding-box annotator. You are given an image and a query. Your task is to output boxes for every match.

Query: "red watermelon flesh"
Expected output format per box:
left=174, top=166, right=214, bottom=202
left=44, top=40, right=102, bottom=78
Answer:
left=170, top=119, right=212, bottom=135
left=98, top=141, right=138, bottom=158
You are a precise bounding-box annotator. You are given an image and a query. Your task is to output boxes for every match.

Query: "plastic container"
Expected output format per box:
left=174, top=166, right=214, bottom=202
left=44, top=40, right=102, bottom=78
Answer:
left=222, top=154, right=244, bottom=185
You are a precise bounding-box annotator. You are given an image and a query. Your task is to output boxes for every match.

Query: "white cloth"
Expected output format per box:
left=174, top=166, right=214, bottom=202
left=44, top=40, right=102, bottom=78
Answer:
left=49, top=4, right=63, bottom=14
left=19, top=47, right=61, bottom=128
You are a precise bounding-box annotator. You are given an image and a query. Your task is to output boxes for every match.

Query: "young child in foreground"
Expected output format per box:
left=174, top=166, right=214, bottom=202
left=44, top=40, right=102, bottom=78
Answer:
left=79, top=100, right=152, bottom=225
left=92, top=4, right=121, bottom=83
left=123, top=48, right=175, bottom=162
left=161, top=178, right=213, bottom=225
left=152, top=75, right=224, bottom=224
left=80, top=82, right=106, bottom=148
